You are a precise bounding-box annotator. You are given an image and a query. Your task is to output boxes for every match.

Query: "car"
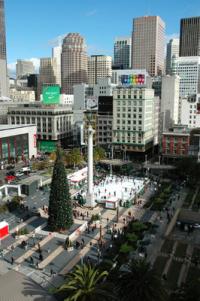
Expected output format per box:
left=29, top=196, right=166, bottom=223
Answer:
left=21, top=166, right=31, bottom=172
left=16, top=172, right=24, bottom=177
left=5, top=175, right=16, bottom=182
left=193, top=223, right=200, bottom=229
left=6, top=171, right=15, bottom=176
left=6, top=165, right=15, bottom=170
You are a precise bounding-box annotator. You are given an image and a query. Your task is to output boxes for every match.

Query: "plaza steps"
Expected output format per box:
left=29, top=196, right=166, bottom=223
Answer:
left=15, top=234, right=53, bottom=264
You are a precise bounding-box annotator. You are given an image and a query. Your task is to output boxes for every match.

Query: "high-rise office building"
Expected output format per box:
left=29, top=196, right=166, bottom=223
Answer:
left=52, top=46, right=61, bottom=86
left=0, top=0, right=8, bottom=97
left=16, top=60, right=35, bottom=79
left=61, top=33, right=88, bottom=94
left=180, top=17, right=200, bottom=57
left=88, top=55, right=112, bottom=85
left=114, top=37, right=131, bottom=69
left=131, top=16, right=165, bottom=76
left=161, top=75, right=179, bottom=131
left=38, top=58, right=56, bottom=98
left=172, top=56, right=200, bottom=98
left=166, top=38, right=179, bottom=75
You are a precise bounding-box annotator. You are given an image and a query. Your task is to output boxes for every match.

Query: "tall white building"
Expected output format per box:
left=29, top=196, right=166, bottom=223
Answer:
left=172, top=56, right=200, bottom=98
left=161, top=75, right=180, bottom=131
left=16, top=60, right=35, bottom=79
left=88, top=55, right=112, bottom=85
left=114, top=37, right=131, bottom=69
left=52, top=46, right=61, bottom=86
left=166, top=38, right=179, bottom=75
left=113, top=87, right=158, bottom=154
left=180, top=94, right=200, bottom=128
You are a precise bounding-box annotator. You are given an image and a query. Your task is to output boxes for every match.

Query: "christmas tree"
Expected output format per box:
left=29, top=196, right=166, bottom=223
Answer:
left=48, top=147, right=73, bottom=231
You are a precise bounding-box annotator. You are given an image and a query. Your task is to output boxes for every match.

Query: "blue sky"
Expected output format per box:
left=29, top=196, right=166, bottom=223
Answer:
left=5, top=0, right=200, bottom=72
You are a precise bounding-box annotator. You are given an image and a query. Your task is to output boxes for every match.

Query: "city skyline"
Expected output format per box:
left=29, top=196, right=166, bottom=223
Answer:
left=5, top=0, right=200, bottom=74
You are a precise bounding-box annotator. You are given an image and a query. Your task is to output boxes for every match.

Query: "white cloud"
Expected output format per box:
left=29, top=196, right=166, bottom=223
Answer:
left=7, top=62, right=16, bottom=72
left=28, top=58, right=40, bottom=71
left=85, top=9, right=97, bottom=17
left=166, top=33, right=179, bottom=43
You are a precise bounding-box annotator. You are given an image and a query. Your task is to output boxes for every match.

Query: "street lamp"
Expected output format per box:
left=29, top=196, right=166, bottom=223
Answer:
left=116, top=206, right=119, bottom=223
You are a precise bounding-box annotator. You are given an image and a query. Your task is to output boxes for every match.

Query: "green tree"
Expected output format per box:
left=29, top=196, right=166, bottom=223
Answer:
left=65, top=148, right=83, bottom=168
left=58, top=264, right=116, bottom=301
left=48, top=147, right=73, bottom=231
left=116, top=259, right=167, bottom=301
left=94, top=146, right=106, bottom=163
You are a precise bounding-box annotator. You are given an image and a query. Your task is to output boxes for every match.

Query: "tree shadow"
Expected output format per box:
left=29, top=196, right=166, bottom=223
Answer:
left=21, top=279, right=57, bottom=301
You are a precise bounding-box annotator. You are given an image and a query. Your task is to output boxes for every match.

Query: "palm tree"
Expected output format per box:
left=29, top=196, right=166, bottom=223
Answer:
left=116, top=259, right=167, bottom=301
left=58, top=264, right=117, bottom=301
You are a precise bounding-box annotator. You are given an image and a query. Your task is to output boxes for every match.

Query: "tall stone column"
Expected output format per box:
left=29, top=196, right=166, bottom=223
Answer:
left=86, top=125, right=95, bottom=207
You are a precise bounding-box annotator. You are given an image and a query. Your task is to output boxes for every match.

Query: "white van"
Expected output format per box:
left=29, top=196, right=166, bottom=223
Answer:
left=21, top=167, right=31, bottom=173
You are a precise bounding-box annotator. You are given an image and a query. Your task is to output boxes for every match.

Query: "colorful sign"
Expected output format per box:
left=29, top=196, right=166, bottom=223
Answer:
left=42, top=86, right=60, bottom=104
left=120, top=74, right=145, bottom=85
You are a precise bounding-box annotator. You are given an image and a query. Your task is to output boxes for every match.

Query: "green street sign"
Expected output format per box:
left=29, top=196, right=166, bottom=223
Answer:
left=42, top=86, right=60, bottom=104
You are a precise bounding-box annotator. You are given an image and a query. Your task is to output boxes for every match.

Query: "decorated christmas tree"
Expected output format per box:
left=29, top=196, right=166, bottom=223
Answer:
left=48, top=147, right=73, bottom=231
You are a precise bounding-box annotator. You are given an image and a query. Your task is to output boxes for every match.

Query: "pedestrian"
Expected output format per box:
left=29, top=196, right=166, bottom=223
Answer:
left=50, top=268, right=54, bottom=276
left=30, top=256, right=34, bottom=264
left=82, top=238, right=85, bottom=245
left=39, top=253, right=43, bottom=261
left=11, top=256, right=14, bottom=265
left=87, top=211, right=89, bottom=217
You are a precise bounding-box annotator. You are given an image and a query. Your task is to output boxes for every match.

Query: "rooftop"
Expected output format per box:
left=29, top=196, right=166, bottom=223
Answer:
left=0, top=124, right=36, bottom=131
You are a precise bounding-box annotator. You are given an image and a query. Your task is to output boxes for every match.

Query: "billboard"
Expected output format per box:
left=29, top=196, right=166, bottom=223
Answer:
left=38, top=141, right=57, bottom=152
left=42, top=86, right=60, bottom=104
left=120, top=74, right=145, bottom=85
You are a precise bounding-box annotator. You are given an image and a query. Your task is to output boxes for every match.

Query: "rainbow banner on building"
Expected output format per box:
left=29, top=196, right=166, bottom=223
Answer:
left=120, top=74, right=145, bottom=85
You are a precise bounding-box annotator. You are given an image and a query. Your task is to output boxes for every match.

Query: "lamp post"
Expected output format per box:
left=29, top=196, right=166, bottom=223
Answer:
left=116, top=206, right=119, bottom=223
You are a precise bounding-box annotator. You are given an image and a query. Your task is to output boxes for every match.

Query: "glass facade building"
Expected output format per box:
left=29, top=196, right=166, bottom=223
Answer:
left=0, top=134, right=28, bottom=160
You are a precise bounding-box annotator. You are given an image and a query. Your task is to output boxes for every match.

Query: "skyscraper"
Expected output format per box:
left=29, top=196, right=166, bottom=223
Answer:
left=16, top=60, right=35, bottom=79
left=180, top=17, right=200, bottom=57
left=166, top=38, right=179, bottom=75
left=114, top=37, right=131, bottom=69
left=131, top=16, right=165, bottom=76
left=61, top=33, right=88, bottom=94
left=38, top=58, right=56, bottom=98
left=88, top=55, right=112, bottom=85
left=0, top=0, right=8, bottom=97
left=52, top=46, right=62, bottom=86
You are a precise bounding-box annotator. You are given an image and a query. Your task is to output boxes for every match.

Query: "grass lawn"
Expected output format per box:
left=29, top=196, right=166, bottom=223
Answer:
left=166, top=260, right=182, bottom=290
left=161, top=240, right=174, bottom=254
left=174, top=243, right=188, bottom=259
left=153, top=256, right=168, bottom=276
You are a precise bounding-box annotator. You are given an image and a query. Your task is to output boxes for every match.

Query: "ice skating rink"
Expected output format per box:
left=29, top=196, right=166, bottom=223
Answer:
left=93, top=175, right=145, bottom=203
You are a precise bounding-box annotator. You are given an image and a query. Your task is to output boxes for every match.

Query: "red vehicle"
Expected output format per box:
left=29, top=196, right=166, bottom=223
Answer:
left=5, top=175, right=16, bottom=182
